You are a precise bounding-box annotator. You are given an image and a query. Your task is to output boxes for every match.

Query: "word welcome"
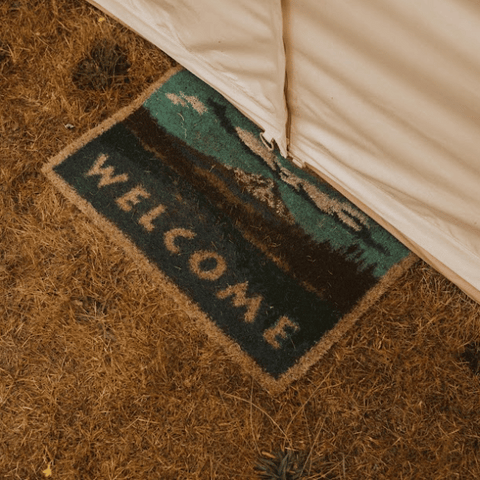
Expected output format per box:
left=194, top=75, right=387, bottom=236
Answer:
left=85, top=153, right=300, bottom=350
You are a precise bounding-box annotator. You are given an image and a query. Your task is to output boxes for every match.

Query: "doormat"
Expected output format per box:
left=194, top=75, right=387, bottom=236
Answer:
left=43, top=66, right=416, bottom=394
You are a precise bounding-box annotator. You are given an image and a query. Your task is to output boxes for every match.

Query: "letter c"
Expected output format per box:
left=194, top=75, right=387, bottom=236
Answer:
left=164, top=228, right=196, bottom=254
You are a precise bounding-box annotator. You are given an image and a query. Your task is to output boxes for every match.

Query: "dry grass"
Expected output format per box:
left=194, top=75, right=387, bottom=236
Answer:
left=1, top=1, right=480, bottom=478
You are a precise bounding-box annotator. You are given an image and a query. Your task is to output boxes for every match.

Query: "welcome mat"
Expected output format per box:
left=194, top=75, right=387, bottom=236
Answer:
left=43, top=66, right=415, bottom=394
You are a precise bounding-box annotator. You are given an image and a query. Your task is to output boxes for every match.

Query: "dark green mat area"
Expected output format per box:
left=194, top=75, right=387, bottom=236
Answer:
left=44, top=68, right=413, bottom=392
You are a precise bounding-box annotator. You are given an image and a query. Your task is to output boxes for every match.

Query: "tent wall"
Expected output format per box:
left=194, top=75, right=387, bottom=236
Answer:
left=284, top=0, right=480, bottom=301
left=87, top=0, right=480, bottom=303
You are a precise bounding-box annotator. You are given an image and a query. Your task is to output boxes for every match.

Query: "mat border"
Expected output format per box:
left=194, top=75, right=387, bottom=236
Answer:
left=42, top=65, right=418, bottom=394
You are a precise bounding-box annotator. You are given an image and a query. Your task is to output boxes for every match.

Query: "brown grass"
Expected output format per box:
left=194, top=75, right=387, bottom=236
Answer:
left=1, top=1, right=480, bottom=478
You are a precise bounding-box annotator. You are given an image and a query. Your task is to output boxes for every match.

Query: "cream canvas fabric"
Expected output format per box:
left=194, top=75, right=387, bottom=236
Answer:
left=284, top=0, right=480, bottom=301
left=87, top=0, right=480, bottom=303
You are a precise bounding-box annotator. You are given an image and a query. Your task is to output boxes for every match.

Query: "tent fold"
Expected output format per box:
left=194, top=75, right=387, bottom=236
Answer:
left=87, top=0, right=289, bottom=156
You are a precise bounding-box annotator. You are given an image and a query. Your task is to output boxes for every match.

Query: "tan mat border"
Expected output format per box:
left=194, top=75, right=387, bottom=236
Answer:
left=43, top=66, right=417, bottom=394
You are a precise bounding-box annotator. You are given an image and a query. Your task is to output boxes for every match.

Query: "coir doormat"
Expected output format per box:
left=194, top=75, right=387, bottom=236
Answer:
left=43, top=66, right=415, bottom=394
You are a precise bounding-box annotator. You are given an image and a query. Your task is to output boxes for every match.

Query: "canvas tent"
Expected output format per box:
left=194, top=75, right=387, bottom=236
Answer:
left=88, top=0, right=480, bottom=304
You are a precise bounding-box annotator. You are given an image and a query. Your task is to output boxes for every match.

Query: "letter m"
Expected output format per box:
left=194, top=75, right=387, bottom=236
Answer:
left=216, top=282, right=262, bottom=324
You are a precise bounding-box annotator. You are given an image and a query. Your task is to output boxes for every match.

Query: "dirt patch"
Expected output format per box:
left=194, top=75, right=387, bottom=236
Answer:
left=72, top=39, right=130, bottom=90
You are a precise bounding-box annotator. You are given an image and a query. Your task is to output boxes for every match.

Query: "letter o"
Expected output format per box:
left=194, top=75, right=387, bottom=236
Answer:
left=189, top=251, right=227, bottom=281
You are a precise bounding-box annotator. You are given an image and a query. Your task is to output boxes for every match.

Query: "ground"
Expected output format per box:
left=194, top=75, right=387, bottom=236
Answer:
left=1, top=1, right=480, bottom=478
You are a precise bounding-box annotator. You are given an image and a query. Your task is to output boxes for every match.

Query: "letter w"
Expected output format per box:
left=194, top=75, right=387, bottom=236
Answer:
left=85, top=154, right=129, bottom=188
left=217, top=282, right=262, bottom=323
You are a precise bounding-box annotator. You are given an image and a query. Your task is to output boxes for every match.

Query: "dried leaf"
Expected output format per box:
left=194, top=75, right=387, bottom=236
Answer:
left=43, top=464, right=52, bottom=477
